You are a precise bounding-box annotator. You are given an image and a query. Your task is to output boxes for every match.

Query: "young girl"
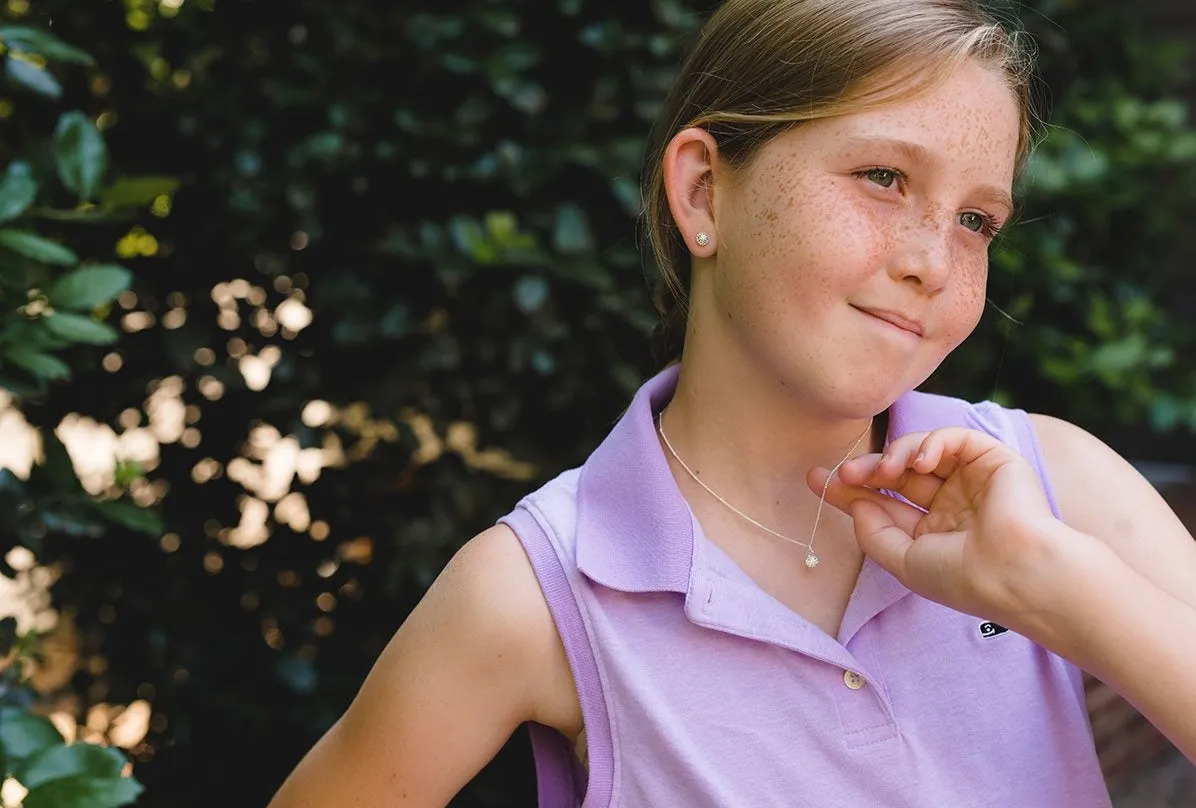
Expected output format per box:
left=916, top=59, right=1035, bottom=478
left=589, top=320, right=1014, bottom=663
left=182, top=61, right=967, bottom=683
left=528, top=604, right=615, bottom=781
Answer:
left=270, top=0, right=1196, bottom=805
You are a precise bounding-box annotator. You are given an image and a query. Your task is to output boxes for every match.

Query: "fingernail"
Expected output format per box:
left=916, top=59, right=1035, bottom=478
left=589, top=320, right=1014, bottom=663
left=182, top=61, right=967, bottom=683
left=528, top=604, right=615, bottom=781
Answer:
left=915, top=452, right=926, bottom=464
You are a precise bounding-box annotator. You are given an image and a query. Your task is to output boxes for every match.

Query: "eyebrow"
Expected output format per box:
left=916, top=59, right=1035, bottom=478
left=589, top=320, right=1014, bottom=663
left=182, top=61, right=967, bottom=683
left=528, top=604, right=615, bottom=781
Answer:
left=841, top=135, right=1015, bottom=218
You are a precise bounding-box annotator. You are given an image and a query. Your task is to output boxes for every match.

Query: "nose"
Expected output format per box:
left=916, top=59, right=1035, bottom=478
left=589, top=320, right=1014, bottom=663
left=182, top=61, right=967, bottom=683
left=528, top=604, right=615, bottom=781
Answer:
left=886, top=222, right=952, bottom=293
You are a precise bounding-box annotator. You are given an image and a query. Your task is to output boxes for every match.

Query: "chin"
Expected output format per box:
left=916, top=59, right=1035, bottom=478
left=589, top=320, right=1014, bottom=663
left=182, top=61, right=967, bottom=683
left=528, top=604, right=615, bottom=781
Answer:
left=817, top=372, right=927, bottom=419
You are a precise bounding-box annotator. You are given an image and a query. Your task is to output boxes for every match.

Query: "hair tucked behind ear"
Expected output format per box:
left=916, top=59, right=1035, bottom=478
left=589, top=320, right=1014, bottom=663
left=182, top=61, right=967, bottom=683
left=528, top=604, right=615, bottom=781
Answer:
left=651, top=276, right=688, bottom=367
left=641, top=0, right=1038, bottom=367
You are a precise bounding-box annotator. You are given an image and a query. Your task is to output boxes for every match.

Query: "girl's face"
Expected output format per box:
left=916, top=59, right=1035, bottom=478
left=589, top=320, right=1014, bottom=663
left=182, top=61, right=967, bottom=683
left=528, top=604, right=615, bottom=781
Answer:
left=702, top=59, right=1021, bottom=416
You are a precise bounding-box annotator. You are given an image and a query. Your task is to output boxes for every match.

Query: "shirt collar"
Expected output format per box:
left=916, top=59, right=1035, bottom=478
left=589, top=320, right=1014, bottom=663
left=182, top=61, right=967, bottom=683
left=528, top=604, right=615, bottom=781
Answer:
left=576, top=365, right=694, bottom=593
left=575, top=365, right=954, bottom=594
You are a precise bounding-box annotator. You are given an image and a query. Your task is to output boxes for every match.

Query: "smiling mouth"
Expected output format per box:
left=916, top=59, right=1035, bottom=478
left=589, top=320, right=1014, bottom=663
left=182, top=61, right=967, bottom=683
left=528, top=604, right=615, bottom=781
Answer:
left=853, top=306, right=925, bottom=337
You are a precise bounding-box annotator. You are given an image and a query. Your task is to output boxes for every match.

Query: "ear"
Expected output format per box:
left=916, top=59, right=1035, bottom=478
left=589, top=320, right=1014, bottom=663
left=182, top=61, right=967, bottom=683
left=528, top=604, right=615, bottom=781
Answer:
left=662, top=127, right=719, bottom=256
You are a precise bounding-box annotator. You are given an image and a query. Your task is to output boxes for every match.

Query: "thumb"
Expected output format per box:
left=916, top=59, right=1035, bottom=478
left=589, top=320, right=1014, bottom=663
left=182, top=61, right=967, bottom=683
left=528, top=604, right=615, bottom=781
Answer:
left=849, top=499, right=913, bottom=583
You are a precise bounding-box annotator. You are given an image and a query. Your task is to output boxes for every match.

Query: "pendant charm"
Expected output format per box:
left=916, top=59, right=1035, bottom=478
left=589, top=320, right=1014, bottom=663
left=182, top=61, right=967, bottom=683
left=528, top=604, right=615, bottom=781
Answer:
left=804, top=551, right=820, bottom=569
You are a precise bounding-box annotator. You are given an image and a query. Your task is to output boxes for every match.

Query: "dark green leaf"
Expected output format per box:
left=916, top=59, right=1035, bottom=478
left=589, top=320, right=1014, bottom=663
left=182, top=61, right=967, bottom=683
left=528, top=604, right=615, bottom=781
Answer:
left=0, top=370, right=45, bottom=398
left=513, top=276, right=549, bottom=314
left=4, top=56, right=61, bottom=98
left=99, top=176, right=180, bottom=208
left=49, top=265, right=132, bottom=309
left=21, top=743, right=126, bottom=789
left=3, top=347, right=71, bottom=380
left=276, top=654, right=318, bottom=694
left=22, top=774, right=143, bottom=808
left=39, top=510, right=104, bottom=538
left=42, top=313, right=119, bottom=345
left=0, top=707, right=65, bottom=762
left=40, top=431, right=83, bottom=494
left=0, top=617, right=14, bottom=659
left=54, top=112, right=109, bottom=202
left=94, top=500, right=164, bottom=535
left=0, top=161, right=37, bottom=224
left=0, top=229, right=78, bottom=265
left=0, top=26, right=94, bottom=65
left=552, top=204, right=593, bottom=253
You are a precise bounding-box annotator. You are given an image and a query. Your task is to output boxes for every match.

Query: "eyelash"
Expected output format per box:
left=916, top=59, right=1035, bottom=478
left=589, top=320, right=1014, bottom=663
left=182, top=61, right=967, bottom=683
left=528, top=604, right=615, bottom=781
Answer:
left=851, top=167, right=1004, bottom=240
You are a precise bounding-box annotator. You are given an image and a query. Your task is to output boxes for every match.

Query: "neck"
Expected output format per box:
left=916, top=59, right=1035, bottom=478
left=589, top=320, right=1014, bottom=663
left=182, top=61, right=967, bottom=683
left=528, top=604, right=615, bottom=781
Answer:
left=658, top=348, right=884, bottom=537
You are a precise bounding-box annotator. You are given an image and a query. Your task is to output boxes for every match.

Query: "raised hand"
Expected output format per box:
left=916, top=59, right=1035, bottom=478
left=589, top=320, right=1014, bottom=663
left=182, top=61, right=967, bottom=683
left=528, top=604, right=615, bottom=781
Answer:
left=808, top=427, right=1095, bottom=632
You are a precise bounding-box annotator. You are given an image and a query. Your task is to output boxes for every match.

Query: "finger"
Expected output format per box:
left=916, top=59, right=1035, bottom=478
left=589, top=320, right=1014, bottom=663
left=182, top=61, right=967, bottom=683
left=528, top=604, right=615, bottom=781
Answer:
left=850, top=501, right=964, bottom=603
left=848, top=499, right=913, bottom=583
left=838, top=431, right=929, bottom=483
left=916, top=427, right=1012, bottom=478
left=835, top=453, right=946, bottom=511
left=841, top=427, right=1014, bottom=497
left=808, top=467, right=925, bottom=536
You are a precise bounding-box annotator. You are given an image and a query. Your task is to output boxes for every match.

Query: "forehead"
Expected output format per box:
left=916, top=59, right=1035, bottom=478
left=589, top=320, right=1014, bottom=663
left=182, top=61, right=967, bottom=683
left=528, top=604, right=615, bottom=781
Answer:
left=762, top=61, right=1022, bottom=185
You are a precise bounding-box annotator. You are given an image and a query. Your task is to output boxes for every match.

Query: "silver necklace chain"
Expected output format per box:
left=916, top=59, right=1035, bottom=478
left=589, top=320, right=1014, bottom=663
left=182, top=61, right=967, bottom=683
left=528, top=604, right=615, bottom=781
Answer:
left=656, top=411, right=874, bottom=569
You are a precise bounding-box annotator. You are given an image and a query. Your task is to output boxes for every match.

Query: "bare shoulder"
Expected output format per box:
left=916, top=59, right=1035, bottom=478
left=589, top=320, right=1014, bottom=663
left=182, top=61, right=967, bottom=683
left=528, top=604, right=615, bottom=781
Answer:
left=1026, top=413, right=1157, bottom=519
left=420, top=523, right=582, bottom=730
left=1027, top=412, right=1156, bottom=525
left=268, top=523, right=580, bottom=808
left=1028, top=413, right=1196, bottom=608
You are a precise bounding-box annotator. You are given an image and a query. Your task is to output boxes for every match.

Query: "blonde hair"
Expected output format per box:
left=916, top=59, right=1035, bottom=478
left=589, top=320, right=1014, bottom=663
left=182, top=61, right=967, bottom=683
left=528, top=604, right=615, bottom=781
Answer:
left=643, top=0, right=1037, bottom=364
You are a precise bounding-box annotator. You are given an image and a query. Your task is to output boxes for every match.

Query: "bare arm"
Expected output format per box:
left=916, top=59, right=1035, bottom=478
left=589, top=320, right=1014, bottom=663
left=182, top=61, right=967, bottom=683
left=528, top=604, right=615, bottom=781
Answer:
left=1035, top=524, right=1196, bottom=763
left=267, top=524, right=581, bottom=808
left=1028, top=414, right=1196, bottom=762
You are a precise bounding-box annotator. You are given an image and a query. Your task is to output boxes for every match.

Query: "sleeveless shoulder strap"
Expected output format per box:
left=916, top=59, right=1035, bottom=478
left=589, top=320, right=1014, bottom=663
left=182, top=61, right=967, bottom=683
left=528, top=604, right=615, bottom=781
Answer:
left=995, top=404, right=1064, bottom=520
left=894, top=392, right=1062, bottom=520
left=499, top=504, right=614, bottom=808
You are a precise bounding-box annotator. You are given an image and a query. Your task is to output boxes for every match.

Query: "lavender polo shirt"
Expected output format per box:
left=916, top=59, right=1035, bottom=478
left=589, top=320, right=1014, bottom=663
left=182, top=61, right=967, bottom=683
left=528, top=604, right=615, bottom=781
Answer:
left=500, top=366, right=1111, bottom=807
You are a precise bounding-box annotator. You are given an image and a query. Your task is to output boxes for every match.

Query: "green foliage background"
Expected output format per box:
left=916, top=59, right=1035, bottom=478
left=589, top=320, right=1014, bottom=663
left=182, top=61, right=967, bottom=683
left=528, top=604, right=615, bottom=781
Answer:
left=0, top=1, right=1192, bottom=806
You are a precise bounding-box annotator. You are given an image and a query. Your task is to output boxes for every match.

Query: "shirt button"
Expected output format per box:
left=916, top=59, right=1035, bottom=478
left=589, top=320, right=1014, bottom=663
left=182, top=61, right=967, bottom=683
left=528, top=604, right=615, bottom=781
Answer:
left=843, top=670, right=866, bottom=690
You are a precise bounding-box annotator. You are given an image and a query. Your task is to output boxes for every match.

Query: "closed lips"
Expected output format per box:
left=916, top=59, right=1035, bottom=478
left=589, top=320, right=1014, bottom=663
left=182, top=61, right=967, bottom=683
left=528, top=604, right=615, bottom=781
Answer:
left=854, top=306, right=924, bottom=336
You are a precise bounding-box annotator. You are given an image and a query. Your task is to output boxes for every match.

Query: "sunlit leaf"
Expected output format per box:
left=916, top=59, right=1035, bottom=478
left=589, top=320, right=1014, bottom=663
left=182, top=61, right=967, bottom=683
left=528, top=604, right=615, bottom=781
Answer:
left=99, top=176, right=180, bottom=207
left=113, top=459, right=143, bottom=488
left=0, top=229, right=78, bottom=265
left=0, top=160, right=38, bottom=224
left=0, top=26, right=95, bottom=65
left=55, top=111, right=109, bottom=202
left=49, top=265, right=132, bottom=309
left=4, top=56, right=61, bottom=98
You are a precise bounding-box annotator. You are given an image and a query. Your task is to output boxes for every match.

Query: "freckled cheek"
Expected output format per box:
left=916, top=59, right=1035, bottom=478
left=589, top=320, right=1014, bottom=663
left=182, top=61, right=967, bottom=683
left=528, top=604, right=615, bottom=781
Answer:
left=947, top=256, right=989, bottom=336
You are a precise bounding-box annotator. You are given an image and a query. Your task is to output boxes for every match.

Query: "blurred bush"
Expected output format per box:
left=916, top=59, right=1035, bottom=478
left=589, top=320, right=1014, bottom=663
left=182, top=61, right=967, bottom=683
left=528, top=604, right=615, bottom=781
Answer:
left=0, top=20, right=148, bottom=808
left=0, top=1, right=1190, bottom=807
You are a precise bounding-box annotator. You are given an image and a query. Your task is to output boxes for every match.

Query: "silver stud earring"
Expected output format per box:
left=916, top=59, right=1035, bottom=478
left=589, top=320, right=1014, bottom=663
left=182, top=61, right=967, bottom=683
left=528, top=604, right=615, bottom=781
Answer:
left=695, top=231, right=710, bottom=247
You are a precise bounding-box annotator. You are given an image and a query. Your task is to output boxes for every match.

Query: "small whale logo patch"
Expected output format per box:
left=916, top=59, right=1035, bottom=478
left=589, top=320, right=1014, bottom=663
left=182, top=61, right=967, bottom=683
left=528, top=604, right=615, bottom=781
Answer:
left=979, top=621, right=1009, bottom=639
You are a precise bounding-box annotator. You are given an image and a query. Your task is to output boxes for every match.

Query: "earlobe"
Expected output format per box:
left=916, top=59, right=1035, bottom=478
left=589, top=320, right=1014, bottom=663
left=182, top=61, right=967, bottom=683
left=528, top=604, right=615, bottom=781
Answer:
left=662, top=127, right=719, bottom=255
